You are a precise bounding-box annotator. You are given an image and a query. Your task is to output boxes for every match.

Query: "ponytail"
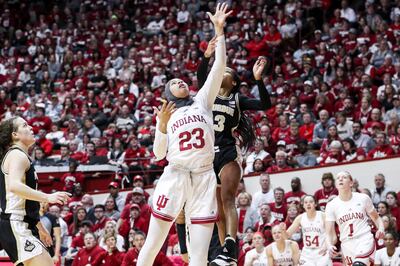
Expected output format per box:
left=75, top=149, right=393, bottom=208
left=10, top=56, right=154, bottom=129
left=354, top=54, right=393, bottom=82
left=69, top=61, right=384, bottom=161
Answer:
left=237, top=112, right=256, bottom=153
left=0, top=117, right=18, bottom=160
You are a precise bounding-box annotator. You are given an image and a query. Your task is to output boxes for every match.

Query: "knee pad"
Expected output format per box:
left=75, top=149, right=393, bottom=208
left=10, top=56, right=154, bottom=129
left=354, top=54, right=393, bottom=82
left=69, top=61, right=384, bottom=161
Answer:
left=352, top=262, right=367, bottom=266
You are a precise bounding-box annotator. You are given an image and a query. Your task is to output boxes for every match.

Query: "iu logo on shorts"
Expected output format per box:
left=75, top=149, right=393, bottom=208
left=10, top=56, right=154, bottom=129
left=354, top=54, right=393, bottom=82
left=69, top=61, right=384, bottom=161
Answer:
left=156, top=195, right=169, bottom=211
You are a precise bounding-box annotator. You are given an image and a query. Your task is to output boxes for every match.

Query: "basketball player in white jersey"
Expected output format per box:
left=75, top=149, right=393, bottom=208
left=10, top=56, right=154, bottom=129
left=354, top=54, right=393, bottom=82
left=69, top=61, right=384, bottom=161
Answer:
left=266, top=225, right=300, bottom=266
left=281, top=195, right=332, bottom=266
left=325, top=171, right=384, bottom=266
left=136, top=3, right=231, bottom=266
left=374, top=231, right=400, bottom=266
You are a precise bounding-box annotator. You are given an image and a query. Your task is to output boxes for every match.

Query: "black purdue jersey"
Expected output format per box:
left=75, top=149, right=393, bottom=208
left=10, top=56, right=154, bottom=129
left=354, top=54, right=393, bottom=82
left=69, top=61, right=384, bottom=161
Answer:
left=198, top=56, right=271, bottom=149
left=0, top=146, right=40, bottom=221
left=213, top=93, right=241, bottom=148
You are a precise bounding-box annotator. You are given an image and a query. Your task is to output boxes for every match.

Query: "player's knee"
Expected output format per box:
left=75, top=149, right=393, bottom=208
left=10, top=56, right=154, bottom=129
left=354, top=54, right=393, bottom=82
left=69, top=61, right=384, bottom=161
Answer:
left=352, top=261, right=367, bottom=266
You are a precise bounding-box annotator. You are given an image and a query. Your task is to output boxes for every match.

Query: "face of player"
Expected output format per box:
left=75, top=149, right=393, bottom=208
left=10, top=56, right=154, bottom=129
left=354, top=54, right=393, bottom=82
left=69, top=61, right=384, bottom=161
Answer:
left=272, top=226, right=283, bottom=242
left=252, top=233, right=265, bottom=248
left=335, top=173, right=353, bottom=191
left=221, top=68, right=236, bottom=92
left=169, top=78, right=189, bottom=98
left=384, top=233, right=396, bottom=249
left=134, top=234, right=145, bottom=251
left=12, top=117, right=35, bottom=147
left=303, top=196, right=316, bottom=212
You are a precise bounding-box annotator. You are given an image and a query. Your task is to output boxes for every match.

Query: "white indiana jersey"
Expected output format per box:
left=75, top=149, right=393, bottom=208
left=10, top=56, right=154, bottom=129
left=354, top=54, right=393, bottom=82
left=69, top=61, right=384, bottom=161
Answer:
left=325, top=192, right=374, bottom=242
left=153, top=36, right=226, bottom=171
left=271, top=240, right=293, bottom=266
left=374, top=247, right=400, bottom=266
left=245, top=248, right=268, bottom=266
left=301, top=211, right=326, bottom=250
left=165, top=101, right=215, bottom=170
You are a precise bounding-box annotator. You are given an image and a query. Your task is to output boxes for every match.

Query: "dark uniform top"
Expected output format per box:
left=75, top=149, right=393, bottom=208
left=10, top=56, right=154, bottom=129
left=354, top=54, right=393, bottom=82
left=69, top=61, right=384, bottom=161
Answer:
left=197, top=57, right=271, bottom=178
left=0, top=146, right=40, bottom=222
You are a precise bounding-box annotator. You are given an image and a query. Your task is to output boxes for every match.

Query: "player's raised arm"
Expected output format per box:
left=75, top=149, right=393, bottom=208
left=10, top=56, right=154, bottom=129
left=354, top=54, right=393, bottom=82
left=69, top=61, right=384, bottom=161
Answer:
left=153, top=101, right=176, bottom=160
left=195, top=2, right=231, bottom=109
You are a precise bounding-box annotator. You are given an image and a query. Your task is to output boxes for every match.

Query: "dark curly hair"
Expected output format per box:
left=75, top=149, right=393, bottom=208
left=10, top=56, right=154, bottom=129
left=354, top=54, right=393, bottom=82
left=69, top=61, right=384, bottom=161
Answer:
left=0, top=117, right=19, bottom=160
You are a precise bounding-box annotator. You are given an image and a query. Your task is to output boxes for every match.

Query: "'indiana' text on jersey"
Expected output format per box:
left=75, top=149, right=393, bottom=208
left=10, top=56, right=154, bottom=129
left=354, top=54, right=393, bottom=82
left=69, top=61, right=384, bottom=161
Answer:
left=212, top=94, right=240, bottom=148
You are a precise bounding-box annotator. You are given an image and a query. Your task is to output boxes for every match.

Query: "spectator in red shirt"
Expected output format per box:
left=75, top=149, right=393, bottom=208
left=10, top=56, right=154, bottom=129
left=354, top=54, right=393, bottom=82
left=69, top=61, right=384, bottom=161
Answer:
left=120, top=187, right=151, bottom=226
left=66, top=220, right=93, bottom=262
left=93, top=204, right=111, bottom=238
left=313, top=172, right=338, bottom=211
left=72, top=232, right=104, bottom=266
left=125, top=175, right=151, bottom=202
left=318, top=140, right=344, bottom=165
left=122, top=231, right=173, bottom=266
left=299, top=112, right=315, bottom=143
left=237, top=192, right=252, bottom=235
left=29, top=104, right=52, bottom=133
left=269, top=187, right=287, bottom=222
left=367, top=132, right=395, bottom=159
left=284, top=177, right=306, bottom=205
left=118, top=203, right=149, bottom=238
left=36, top=128, right=54, bottom=156
left=267, top=151, right=292, bottom=173
left=60, top=160, right=84, bottom=193
left=254, top=204, right=279, bottom=246
left=93, top=234, right=125, bottom=266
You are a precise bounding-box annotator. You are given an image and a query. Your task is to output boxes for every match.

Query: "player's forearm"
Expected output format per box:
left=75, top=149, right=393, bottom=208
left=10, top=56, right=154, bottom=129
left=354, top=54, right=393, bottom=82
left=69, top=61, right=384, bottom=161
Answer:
left=153, top=128, right=168, bottom=160
left=9, top=181, right=49, bottom=203
left=54, top=228, right=62, bottom=257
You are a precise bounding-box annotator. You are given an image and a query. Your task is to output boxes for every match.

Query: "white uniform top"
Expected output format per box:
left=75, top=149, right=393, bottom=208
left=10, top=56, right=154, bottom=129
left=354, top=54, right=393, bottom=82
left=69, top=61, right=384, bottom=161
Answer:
left=153, top=36, right=226, bottom=171
left=271, top=240, right=293, bottom=266
left=301, top=211, right=326, bottom=250
left=244, top=248, right=268, bottom=266
left=325, top=192, right=374, bottom=242
left=374, top=247, right=400, bottom=266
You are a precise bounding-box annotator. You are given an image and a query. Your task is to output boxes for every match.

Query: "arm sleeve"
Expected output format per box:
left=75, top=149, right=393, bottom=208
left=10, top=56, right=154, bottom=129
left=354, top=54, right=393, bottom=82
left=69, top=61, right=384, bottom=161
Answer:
left=197, top=56, right=210, bottom=89
left=324, top=202, right=336, bottom=222
left=153, top=120, right=168, bottom=161
left=239, top=80, right=271, bottom=111
left=195, top=35, right=226, bottom=109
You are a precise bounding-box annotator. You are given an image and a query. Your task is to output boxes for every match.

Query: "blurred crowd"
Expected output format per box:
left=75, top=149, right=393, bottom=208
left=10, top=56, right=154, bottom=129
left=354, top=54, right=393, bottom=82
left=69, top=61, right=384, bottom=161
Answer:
left=1, top=0, right=400, bottom=264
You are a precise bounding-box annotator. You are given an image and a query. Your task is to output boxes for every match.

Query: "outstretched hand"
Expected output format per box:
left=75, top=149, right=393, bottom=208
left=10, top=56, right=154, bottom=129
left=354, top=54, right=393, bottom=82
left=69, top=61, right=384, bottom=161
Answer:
left=153, top=100, right=176, bottom=133
left=204, top=36, right=218, bottom=58
left=253, top=56, right=267, bottom=80
left=206, top=2, right=233, bottom=36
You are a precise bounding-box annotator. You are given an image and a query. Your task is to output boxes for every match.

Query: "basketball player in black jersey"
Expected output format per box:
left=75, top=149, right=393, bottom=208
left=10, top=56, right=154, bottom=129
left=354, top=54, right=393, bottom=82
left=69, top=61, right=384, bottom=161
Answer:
left=199, top=48, right=271, bottom=265
left=0, top=116, right=70, bottom=266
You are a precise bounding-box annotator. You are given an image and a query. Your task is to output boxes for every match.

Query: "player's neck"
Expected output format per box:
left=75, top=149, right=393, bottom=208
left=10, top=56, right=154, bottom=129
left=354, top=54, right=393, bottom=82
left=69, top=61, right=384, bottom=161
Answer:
left=219, top=87, right=231, bottom=97
left=11, top=143, right=29, bottom=154
left=338, top=190, right=353, bottom=201
left=387, top=246, right=396, bottom=256
left=306, top=210, right=316, bottom=219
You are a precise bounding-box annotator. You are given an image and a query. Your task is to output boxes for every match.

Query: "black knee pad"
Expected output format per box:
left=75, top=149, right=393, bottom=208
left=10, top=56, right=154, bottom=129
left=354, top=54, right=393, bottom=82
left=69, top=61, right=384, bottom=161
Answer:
left=176, top=223, right=188, bottom=254
left=352, top=262, right=367, bottom=266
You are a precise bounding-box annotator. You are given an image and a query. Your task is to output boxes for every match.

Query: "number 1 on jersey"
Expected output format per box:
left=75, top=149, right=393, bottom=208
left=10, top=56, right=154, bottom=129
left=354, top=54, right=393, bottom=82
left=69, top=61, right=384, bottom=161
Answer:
left=348, top=223, right=354, bottom=237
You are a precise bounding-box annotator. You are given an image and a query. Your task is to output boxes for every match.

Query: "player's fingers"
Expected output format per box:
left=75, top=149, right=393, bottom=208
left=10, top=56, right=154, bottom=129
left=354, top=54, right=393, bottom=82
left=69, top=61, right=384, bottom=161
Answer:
left=216, top=2, right=220, bottom=12
left=222, top=2, right=228, bottom=13
left=225, top=10, right=233, bottom=17
left=152, top=106, right=159, bottom=115
left=206, top=12, right=212, bottom=19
